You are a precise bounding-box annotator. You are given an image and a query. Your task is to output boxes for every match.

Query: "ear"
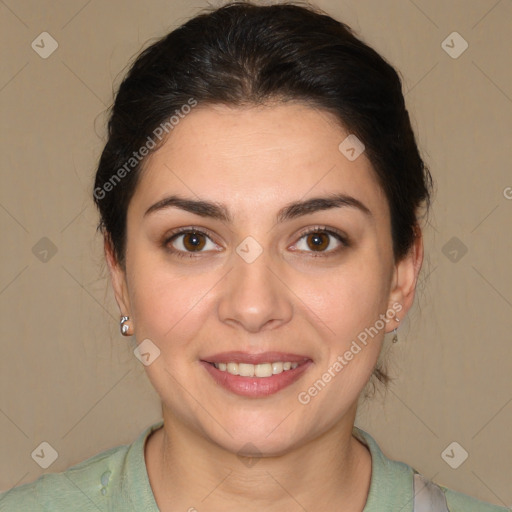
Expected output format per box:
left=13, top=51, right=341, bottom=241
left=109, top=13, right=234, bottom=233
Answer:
left=386, top=226, right=424, bottom=331
left=104, top=233, right=131, bottom=317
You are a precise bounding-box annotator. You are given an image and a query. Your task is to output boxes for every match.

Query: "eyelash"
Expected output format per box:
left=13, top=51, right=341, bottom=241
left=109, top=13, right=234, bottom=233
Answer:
left=163, top=225, right=350, bottom=260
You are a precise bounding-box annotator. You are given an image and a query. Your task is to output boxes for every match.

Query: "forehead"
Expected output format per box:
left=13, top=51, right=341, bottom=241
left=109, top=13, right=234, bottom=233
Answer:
left=130, top=102, right=388, bottom=222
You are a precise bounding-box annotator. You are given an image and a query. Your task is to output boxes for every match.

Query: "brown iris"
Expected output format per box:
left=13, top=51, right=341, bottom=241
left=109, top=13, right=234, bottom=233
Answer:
left=305, top=232, right=330, bottom=251
left=182, top=232, right=207, bottom=252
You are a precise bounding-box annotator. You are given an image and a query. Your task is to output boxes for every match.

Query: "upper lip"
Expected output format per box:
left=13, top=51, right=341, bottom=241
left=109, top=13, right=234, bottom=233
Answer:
left=201, top=351, right=312, bottom=365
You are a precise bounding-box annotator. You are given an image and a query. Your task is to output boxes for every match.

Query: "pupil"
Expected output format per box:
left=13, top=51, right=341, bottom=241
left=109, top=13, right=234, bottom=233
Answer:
left=185, top=232, right=203, bottom=250
left=309, top=233, right=327, bottom=250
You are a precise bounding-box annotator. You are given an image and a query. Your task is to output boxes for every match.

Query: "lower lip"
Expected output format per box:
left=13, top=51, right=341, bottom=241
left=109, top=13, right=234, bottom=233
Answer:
left=200, top=360, right=313, bottom=398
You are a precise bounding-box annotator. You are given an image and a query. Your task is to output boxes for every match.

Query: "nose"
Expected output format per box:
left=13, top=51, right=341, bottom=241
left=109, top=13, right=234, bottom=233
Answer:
left=217, top=247, right=293, bottom=333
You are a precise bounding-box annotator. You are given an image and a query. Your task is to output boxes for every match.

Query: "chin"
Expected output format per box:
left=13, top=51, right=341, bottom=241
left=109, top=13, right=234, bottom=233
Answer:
left=203, top=411, right=309, bottom=456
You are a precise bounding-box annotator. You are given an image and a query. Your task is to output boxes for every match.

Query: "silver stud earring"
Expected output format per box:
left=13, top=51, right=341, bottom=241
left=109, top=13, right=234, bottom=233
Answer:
left=392, top=316, right=400, bottom=343
left=120, top=315, right=131, bottom=336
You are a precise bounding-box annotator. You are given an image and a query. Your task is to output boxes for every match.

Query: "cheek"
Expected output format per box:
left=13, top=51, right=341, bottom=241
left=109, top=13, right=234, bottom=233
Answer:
left=301, top=255, right=391, bottom=337
left=127, top=255, right=218, bottom=350
left=299, top=267, right=389, bottom=414
left=297, top=251, right=391, bottom=402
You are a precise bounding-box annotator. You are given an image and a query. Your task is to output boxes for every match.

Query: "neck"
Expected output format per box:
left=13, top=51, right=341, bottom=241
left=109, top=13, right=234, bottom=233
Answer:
left=145, top=405, right=371, bottom=512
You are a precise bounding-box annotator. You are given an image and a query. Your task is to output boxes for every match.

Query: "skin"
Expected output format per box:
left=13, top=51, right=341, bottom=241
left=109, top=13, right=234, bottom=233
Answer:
left=105, top=102, right=423, bottom=511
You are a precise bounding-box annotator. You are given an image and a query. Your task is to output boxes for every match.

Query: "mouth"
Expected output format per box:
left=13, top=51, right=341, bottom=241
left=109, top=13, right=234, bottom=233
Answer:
left=200, top=352, right=313, bottom=397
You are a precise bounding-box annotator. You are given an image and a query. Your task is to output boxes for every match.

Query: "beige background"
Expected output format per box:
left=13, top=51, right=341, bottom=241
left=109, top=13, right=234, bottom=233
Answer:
left=1, top=0, right=511, bottom=507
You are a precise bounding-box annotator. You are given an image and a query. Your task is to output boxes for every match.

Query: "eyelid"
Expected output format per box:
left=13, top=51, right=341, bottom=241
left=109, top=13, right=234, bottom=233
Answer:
left=163, top=226, right=222, bottom=256
left=289, top=225, right=349, bottom=255
left=163, top=224, right=350, bottom=257
left=294, top=225, right=349, bottom=245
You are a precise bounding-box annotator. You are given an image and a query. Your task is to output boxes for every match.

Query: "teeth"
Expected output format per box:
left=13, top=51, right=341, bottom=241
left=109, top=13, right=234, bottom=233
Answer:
left=272, top=362, right=283, bottom=374
left=256, top=363, right=273, bottom=377
left=213, top=361, right=300, bottom=377
left=238, top=363, right=254, bottom=377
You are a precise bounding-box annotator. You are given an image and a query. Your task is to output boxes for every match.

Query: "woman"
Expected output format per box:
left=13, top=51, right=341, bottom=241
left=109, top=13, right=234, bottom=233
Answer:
left=0, top=2, right=506, bottom=510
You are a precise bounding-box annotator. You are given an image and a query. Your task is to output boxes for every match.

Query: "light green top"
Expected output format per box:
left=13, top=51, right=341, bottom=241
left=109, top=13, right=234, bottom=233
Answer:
left=0, top=419, right=507, bottom=511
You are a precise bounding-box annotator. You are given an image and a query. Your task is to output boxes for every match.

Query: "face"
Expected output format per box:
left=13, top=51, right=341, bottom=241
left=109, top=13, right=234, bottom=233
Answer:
left=107, top=102, right=422, bottom=455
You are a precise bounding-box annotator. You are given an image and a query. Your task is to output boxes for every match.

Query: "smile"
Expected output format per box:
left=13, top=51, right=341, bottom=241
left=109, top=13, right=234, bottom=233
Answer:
left=200, top=353, right=313, bottom=397
left=211, top=361, right=300, bottom=377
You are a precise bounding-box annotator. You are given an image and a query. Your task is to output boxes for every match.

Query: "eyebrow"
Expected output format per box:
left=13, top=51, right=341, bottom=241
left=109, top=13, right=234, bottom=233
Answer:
left=143, top=192, right=372, bottom=224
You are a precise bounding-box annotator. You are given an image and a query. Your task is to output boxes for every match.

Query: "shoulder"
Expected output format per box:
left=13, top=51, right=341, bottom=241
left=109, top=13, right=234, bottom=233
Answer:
left=353, top=426, right=508, bottom=512
left=0, top=443, right=129, bottom=511
left=441, top=485, right=510, bottom=512
left=0, top=419, right=164, bottom=511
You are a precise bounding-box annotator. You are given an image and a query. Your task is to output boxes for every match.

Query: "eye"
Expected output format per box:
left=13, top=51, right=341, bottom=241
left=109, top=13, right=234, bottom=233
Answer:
left=163, top=225, right=349, bottom=259
left=291, top=226, right=349, bottom=256
left=164, top=227, right=219, bottom=258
